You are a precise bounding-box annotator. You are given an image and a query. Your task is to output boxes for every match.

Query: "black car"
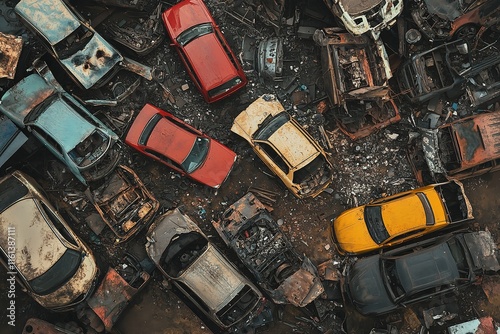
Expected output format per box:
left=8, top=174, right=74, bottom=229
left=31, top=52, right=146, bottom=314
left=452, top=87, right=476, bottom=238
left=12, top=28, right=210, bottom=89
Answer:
left=343, top=231, right=500, bottom=316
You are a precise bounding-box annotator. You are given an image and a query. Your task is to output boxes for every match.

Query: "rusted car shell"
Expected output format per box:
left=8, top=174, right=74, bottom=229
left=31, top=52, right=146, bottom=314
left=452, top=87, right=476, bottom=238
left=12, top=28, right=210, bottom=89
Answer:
left=409, top=110, right=500, bottom=184
left=15, top=0, right=123, bottom=89
left=146, top=208, right=265, bottom=329
left=0, top=32, right=23, bottom=80
left=214, top=192, right=324, bottom=307
left=314, top=29, right=400, bottom=139
left=232, top=94, right=334, bottom=198
left=89, top=165, right=160, bottom=243
left=322, top=0, right=403, bottom=37
left=0, top=171, right=98, bottom=311
left=87, top=267, right=150, bottom=332
left=465, top=56, right=500, bottom=108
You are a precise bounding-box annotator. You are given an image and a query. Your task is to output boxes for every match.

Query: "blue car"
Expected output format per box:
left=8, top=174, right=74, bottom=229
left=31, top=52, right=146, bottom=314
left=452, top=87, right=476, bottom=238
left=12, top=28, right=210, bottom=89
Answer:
left=0, top=70, right=121, bottom=185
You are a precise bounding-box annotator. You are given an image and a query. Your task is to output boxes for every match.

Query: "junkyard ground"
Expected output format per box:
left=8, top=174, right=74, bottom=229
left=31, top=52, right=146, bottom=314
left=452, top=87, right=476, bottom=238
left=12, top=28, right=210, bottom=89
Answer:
left=1, top=0, right=500, bottom=333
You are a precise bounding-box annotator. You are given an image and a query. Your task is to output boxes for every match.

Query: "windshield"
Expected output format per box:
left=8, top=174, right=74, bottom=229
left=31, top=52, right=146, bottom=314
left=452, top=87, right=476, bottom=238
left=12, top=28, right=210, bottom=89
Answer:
left=181, top=137, right=209, bottom=173
left=177, top=23, right=213, bottom=46
left=254, top=112, right=290, bottom=140
left=29, top=249, right=81, bottom=295
left=423, top=0, right=463, bottom=20
left=365, top=206, right=390, bottom=244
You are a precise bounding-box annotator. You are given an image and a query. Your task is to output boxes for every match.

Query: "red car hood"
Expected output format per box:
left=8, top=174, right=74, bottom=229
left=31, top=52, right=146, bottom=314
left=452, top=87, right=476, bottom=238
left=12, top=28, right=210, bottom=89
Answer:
left=190, top=140, right=236, bottom=188
left=163, top=0, right=210, bottom=39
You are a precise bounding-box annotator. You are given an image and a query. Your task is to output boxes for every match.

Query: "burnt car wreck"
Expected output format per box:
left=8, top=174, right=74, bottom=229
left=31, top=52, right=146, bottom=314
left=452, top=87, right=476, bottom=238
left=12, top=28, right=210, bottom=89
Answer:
left=214, top=192, right=324, bottom=307
left=86, top=165, right=160, bottom=243
left=408, top=110, right=500, bottom=184
left=314, top=29, right=400, bottom=139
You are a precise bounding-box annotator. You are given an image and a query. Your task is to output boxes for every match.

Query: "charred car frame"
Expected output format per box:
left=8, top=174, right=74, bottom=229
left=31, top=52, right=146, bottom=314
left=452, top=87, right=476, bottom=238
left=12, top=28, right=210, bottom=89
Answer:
left=314, top=29, right=400, bottom=140
left=214, top=192, right=324, bottom=307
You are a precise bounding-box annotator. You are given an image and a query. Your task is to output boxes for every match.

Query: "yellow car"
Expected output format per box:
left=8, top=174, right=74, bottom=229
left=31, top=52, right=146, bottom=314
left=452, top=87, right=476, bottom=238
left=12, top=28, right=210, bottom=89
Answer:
left=331, top=181, right=473, bottom=255
left=232, top=94, right=334, bottom=199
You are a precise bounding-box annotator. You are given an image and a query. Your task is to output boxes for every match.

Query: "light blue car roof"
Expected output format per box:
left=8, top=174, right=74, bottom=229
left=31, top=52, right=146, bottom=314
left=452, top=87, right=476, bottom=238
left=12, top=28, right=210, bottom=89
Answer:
left=15, top=0, right=81, bottom=46
left=33, top=97, right=96, bottom=153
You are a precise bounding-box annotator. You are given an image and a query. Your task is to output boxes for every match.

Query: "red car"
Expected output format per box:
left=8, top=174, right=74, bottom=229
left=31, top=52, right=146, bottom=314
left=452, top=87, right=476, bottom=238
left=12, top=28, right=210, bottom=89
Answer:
left=125, top=104, right=237, bottom=188
left=162, top=0, right=247, bottom=103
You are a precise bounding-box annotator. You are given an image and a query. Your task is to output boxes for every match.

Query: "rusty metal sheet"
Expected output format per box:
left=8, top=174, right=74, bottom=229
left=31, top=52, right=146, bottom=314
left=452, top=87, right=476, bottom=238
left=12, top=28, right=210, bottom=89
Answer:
left=451, top=111, right=500, bottom=169
left=90, top=165, right=159, bottom=243
left=0, top=33, right=22, bottom=79
left=87, top=267, right=150, bottom=331
left=274, top=265, right=324, bottom=307
left=15, top=0, right=80, bottom=45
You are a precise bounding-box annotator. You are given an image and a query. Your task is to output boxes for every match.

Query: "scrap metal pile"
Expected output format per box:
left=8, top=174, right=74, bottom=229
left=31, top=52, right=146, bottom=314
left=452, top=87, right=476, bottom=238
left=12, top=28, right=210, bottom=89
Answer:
left=1, top=0, right=499, bottom=333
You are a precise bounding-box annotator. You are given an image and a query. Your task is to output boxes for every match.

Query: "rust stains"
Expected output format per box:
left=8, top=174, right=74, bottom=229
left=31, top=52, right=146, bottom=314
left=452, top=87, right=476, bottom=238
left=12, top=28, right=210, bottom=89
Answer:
left=0, top=33, right=23, bottom=79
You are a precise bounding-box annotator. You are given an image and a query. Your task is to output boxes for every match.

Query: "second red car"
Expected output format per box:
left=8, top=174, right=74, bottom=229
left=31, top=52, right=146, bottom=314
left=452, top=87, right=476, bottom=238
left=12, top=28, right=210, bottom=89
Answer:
left=125, top=104, right=237, bottom=188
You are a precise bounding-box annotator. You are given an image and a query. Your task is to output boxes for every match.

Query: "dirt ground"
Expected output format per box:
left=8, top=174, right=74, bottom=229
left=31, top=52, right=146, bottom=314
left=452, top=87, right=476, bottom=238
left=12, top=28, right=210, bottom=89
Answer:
left=1, top=0, right=500, bottom=333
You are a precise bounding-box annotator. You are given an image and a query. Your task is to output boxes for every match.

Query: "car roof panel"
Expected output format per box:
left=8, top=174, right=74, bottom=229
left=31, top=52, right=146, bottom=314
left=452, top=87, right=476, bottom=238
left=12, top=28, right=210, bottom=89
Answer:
left=267, top=121, right=319, bottom=169
left=395, top=243, right=459, bottom=295
left=34, top=98, right=95, bottom=153
left=183, top=33, right=239, bottom=91
left=146, top=117, right=196, bottom=164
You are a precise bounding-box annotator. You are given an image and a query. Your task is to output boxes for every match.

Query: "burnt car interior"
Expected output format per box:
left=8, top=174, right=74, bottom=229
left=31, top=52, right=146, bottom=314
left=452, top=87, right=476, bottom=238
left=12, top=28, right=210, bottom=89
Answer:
left=160, top=232, right=208, bottom=278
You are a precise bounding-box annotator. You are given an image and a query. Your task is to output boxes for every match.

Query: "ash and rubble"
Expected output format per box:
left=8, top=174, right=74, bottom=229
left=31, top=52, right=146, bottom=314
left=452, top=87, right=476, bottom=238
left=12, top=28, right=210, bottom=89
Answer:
left=1, top=0, right=500, bottom=333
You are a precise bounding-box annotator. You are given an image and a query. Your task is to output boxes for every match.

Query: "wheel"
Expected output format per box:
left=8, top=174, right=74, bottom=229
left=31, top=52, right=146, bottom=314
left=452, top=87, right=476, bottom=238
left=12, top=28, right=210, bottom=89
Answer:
left=454, top=24, right=478, bottom=42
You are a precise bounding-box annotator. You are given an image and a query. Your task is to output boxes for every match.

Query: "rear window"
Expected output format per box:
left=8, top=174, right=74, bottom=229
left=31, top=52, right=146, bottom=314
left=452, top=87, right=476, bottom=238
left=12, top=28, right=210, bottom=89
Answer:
left=0, top=175, right=28, bottom=213
left=29, top=249, right=81, bottom=295
left=365, top=205, right=390, bottom=244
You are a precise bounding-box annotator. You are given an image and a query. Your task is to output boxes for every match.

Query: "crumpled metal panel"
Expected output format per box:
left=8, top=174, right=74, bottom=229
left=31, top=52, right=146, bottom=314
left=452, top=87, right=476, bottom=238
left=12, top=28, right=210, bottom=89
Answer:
left=60, top=34, right=122, bottom=89
left=0, top=33, right=23, bottom=79
left=421, top=128, right=447, bottom=174
left=90, top=165, right=160, bottom=243
left=462, top=230, right=500, bottom=272
left=87, top=267, right=150, bottom=331
left=257, top=37, right=283, bottom=80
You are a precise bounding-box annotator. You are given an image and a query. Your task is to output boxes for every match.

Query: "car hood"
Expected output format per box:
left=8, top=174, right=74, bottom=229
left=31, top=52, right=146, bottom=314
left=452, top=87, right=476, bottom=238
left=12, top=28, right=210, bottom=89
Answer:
left=231, top=94, right=284, bottom=143
left=346, top=256, right=395, bottom=315
left=333, top=207, right=378, bottom=254
left=0, top=73, right=56, bottom=128
left=162, top=0, right=209, bottom=39
left=189, top=140, right=236, bottom=188
left=60, top=34, right=122, bottom=89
